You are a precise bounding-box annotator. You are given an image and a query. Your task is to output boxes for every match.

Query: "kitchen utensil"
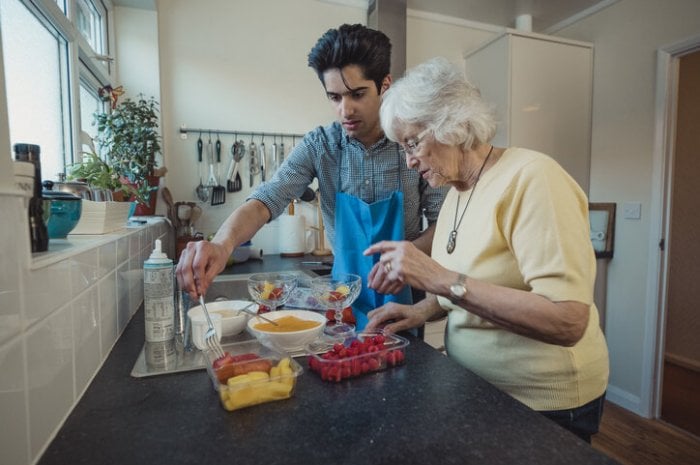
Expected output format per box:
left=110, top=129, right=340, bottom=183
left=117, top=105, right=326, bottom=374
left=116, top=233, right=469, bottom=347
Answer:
left=237, top=301, right=279, bottom=326
left=176, top=202, right=193, bottom=236
left=195, top=134, right=210, bottom=202
left=199, top=295, right=225, bottom=358
left=215, top=134, right=222, bottom=184
left=248, top=141, right=259, bottom=187
left=41, top=189, right=82, bottom=238
left=207, top=135, right=225, bottom=205
left=228, top=140, right=244, bottom=192
left=190, top=204, right=202, bottom=231
left=312, top=189, right=332, bottom=256
left=270, top=140, right=278, bottom=176
left=225, top=138, right=236, bottom=192
left=259, top=139, right=266, bottom=182
left=209, top=135, right=226, bottom=205
left=42, top=179, right=92, bottom=200
left=161, top=186, right=178, bottom=230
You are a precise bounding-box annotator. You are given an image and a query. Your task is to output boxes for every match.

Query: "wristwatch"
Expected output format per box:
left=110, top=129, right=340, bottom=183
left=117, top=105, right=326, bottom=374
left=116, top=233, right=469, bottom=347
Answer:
left=449, top=273, right=469, bottom=300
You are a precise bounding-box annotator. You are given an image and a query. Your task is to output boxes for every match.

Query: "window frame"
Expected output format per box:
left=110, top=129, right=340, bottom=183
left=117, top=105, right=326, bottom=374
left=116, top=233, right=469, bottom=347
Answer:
left=6, top=0, right=114, bottom=170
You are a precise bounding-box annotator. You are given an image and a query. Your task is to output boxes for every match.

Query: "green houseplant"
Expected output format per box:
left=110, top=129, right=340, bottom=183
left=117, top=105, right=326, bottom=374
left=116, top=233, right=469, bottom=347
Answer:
left=93, top=90, right=164, bottom=213
left=67, top=151, right=123, bottom=194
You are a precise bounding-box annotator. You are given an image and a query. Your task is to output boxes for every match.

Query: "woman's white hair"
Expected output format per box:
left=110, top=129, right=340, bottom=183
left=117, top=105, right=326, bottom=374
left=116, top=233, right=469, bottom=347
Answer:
left=380, top=57, right=497, bottom=150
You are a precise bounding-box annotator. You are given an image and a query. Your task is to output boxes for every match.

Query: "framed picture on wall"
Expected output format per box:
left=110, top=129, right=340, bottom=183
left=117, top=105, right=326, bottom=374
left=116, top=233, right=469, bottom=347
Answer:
left=589, top=203, right=616, bottom=259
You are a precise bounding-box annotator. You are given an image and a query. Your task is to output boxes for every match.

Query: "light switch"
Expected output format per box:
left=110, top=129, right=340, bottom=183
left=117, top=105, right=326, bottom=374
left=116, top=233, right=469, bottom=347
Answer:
left=623, top=202, right=642, bottom=220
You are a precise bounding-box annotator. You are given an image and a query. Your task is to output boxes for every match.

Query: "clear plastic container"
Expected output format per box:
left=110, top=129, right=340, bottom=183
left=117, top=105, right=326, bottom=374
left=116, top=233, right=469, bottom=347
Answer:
left=205, top=340, right=303, bottom=411
left=306, top=332, right=409, bottom=383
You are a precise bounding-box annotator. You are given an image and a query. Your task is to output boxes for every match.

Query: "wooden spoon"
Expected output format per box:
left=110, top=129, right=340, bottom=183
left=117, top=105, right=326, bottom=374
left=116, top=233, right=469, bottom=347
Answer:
left=161, top=186, right=178, bottom=230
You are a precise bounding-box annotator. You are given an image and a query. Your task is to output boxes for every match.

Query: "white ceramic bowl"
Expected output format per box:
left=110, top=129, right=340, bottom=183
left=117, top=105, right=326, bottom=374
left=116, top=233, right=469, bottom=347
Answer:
left=188, top=300, right=251, bottom=337
left=247, top=309, right=327, bottom=352
left=187, top=309, right=222, bottom=351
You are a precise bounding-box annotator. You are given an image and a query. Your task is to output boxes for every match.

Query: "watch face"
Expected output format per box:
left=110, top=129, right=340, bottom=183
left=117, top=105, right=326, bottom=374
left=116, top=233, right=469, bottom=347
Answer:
left=450, top=283, right=466, bottom=298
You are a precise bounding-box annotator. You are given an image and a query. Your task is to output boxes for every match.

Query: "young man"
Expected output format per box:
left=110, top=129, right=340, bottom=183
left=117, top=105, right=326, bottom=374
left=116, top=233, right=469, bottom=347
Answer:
left=176, top=24, right=447, bottom=329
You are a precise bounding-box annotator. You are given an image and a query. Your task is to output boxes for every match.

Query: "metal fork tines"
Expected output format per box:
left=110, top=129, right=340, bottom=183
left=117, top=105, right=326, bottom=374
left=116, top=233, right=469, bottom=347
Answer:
left=199, top=296, right=225, bottom=359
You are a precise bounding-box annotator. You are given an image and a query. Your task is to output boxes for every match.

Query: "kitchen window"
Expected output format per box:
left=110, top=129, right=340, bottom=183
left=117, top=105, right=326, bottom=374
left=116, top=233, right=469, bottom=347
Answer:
left=0, top=0, right=113, bottom=177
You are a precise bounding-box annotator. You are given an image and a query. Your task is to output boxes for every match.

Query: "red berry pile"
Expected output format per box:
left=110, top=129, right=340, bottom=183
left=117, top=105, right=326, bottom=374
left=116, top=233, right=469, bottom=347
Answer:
left=307, top=333, right=406, bottom=382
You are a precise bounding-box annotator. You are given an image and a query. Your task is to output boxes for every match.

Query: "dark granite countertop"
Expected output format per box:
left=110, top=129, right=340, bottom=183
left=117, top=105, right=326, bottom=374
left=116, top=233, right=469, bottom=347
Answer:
left=38, top=254, right=619, bottom=465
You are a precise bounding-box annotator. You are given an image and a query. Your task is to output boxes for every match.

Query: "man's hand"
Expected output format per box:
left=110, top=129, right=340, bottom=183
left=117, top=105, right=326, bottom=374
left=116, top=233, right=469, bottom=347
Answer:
left=175, top=240, right=229, bottom=299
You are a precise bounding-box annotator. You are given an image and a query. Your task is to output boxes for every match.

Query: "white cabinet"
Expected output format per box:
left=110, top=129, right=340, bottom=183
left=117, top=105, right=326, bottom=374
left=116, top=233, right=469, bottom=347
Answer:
left=464, top=31, right=593, bottom=193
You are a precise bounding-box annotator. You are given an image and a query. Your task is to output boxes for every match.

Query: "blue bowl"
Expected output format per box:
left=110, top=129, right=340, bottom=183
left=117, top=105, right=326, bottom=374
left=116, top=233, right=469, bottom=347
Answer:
left=42, top=191, right=82, bottom=238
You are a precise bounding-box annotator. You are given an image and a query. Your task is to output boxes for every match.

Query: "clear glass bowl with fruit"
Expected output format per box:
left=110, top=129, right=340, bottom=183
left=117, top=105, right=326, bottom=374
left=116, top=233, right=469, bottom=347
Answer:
left=306, top=332, right=409, bottom=383
left=311, top=273, right=361, bottom=339
left=247, top=272, right=299, bottom=312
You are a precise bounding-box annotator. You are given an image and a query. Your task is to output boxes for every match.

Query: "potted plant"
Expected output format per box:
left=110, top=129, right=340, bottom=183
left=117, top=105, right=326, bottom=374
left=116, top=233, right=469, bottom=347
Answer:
left=67, top=151, right=125, bottom=198
left=93, top=89, right=165, bottom=214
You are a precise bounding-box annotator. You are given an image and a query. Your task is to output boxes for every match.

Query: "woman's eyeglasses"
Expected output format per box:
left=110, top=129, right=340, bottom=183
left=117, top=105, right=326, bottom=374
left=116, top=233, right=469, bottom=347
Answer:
left=402, top=128, right=431, bottom=156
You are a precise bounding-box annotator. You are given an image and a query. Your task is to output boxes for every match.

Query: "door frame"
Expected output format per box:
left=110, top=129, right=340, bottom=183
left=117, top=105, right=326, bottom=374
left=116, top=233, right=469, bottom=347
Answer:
left=645, top=34, right=700, bottom=418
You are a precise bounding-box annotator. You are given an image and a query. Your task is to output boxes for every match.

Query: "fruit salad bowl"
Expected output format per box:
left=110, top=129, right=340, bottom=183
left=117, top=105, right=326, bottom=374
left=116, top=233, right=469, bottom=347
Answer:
left=311, top=273, right=361, bottom=339
left=247, top=272, right=298, bottom=312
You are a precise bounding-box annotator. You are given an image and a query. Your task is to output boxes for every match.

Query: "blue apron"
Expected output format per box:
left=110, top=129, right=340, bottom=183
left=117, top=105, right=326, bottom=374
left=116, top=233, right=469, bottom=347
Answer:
left=332, top=151, right=413, bottom=330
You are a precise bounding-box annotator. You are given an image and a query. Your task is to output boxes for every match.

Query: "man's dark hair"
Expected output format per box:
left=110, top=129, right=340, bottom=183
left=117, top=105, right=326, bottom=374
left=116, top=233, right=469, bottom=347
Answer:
left=307, top=24, right=391, bottom=93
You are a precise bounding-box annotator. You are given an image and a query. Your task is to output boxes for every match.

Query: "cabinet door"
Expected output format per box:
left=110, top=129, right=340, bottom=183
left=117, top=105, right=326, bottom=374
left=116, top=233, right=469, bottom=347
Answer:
left=510, top=35, right=592, bottom=193
left=464, top=35, right=511, bottom=148
left=465, top=33, right=593, bottom=193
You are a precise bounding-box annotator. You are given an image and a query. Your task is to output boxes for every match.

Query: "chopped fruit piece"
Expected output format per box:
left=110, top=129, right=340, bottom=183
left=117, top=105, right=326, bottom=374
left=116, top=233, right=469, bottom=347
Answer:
left=336, top=285, right=350, bottom=295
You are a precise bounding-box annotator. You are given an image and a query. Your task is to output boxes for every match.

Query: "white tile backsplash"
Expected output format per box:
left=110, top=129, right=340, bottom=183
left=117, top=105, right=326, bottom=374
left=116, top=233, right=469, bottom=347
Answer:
left=0, top=338, right=29, bottom=465
left=0, top=192, right=171, bottom=465
left=99, top=272, right=118, bottom=357
left=26, top=303, right=74, bottom=459
left=70, top=250, right=100, bottom=296
left=72, top=286, right=101, bottom=397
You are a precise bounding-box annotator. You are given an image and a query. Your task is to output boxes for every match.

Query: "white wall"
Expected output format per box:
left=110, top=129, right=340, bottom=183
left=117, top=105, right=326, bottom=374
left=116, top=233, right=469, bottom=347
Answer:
left=114, top=7, right=161, bottom=103
left=555, top=0, right=700, bottom=416
left=155, top=0, right=366, bottom=245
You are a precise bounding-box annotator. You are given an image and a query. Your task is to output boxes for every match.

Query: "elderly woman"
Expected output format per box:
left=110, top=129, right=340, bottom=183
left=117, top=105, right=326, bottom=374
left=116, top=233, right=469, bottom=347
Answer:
left=364, top=57, right=609, bottom=443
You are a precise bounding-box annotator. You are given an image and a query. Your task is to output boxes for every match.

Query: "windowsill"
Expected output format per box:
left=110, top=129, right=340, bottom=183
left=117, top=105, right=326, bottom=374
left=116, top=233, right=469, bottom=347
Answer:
left=29, top=217, right=166, bottom=270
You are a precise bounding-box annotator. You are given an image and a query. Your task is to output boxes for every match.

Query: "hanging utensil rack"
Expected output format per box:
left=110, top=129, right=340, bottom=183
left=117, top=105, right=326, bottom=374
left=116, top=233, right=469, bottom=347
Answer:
left=179, top=127, right=304, bottom=141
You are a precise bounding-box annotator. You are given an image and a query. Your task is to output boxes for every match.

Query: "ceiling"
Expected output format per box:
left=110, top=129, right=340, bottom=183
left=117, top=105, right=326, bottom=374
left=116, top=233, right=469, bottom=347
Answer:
left=111, top=0, right=614, bottom=33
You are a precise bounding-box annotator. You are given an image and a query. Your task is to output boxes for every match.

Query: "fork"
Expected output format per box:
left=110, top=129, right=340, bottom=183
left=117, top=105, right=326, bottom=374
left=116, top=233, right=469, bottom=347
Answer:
left=199, top=295, right=225, bottom=359
left=238, top=301, right=279, bottom=326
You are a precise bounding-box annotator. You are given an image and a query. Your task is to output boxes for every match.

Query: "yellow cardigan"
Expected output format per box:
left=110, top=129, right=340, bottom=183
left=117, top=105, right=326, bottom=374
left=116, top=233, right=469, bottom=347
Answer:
left=434, top=147, right=609, bottom=411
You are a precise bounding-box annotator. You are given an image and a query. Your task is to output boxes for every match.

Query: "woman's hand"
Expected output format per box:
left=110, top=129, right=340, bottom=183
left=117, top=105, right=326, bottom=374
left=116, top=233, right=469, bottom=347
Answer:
left=364, top=240, right=447, bottom=294
left=365, top=295, right=444, bottom=334
left=175, top=240, right=229, bottom=299
left=364, top=302, right=426, bottom=334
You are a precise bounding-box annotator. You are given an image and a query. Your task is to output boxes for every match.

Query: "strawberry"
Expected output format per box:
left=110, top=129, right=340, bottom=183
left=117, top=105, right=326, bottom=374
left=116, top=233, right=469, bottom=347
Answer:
left=270, top=287, right=284, bottom=300
left=342, top=307, right=356, bottom=324
left=325, top=310, right=335, bottom=321
left=258, top=304, right=271, bottom=314
left=212, top=352, right=235, bottom=369
left=327, top=290, right=344, bottom=302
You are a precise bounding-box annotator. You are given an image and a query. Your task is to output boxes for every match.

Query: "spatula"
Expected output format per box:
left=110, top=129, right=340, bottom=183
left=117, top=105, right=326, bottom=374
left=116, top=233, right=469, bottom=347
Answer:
left=195, top=134, right=210, bottom=202
left=209, top=135, right=225, bottom=205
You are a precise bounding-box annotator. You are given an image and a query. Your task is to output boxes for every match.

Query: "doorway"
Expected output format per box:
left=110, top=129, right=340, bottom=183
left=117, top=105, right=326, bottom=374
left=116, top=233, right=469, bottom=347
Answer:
left=659, top=49, right=700, bottom=437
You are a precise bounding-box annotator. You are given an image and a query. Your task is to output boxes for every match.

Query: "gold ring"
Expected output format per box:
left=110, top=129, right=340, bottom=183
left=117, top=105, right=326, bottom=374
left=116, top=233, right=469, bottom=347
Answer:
left=384, top=262, right=392, bottom=273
